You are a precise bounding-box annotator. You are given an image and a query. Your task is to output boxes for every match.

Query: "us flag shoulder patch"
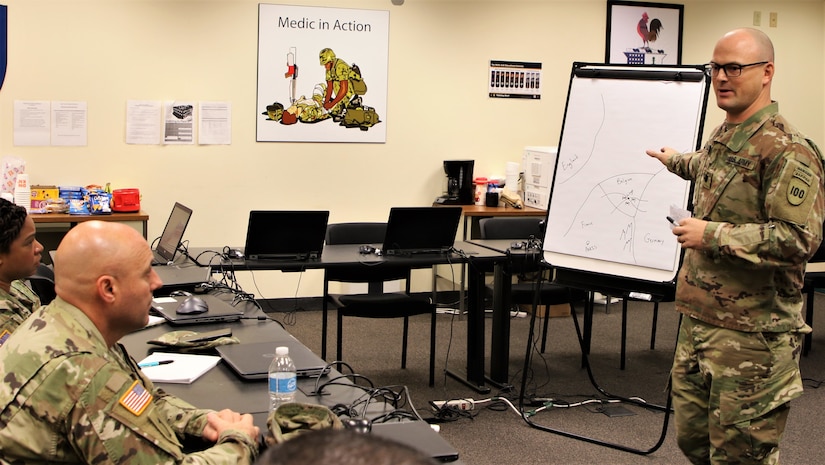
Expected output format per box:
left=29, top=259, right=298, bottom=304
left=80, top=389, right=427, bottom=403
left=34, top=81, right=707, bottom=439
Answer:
left=119, top=380, right=152, bottom=416
left=0, top=329, right=11, bottom=347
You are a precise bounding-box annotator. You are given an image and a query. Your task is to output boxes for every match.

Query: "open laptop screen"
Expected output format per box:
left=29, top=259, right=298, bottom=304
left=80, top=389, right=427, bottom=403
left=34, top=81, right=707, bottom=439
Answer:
left=243, top=210, right=330, bottom=260
left=382, top=207, right=462, bottom=255
left=155, top=202, right=193, bottom=263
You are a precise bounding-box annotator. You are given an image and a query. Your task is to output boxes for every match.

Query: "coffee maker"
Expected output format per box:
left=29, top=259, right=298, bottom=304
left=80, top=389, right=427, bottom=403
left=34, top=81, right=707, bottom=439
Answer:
left=435, top=160, right=474, bottom=205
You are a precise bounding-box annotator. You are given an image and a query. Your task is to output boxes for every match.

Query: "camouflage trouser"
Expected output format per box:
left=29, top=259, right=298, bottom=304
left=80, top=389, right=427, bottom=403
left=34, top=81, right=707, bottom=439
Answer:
left=671, top=316, right=804, bottom=465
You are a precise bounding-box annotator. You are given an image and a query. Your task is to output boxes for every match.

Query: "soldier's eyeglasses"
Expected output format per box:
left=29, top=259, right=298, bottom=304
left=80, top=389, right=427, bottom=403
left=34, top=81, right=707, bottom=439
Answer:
left=704, top=61, right=769, bottom=77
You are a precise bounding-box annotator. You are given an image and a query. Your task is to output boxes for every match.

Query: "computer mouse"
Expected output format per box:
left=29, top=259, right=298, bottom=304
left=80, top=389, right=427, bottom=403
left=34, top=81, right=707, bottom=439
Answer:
left=227, top=249, right=244, bottom=260
left=176, top=296, right=209, bottom=314
left=358, top=245, right=375, bottom=254
left=343, top=417, right=372, bottom=434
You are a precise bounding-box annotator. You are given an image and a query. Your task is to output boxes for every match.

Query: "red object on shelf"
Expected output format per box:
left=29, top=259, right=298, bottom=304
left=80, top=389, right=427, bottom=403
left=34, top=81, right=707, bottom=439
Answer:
left=111, top=188, right=140, bottom=213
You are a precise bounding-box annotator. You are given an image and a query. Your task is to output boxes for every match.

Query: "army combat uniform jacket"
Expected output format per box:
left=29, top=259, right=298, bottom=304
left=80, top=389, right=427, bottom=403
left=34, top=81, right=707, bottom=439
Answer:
left=666, top=102, right=825, bottom=333
left=0, top=298, right=259, bottom=464
left=0, top=280, right=40, bottom=344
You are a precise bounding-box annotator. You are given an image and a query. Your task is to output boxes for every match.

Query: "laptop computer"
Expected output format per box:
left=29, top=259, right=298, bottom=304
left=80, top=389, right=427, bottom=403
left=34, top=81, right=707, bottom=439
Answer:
left=151, top=294, right=243, bottom=325
left=243, top=210, right=330, bottom=260
left=370, top=421, right=460, bottom=462
left=382, top=207, right=462, bottom=256
left=216, top=340, right=331, bottom=379
left=153, top=265, right=210, bottom=290
left=153, top=202, right=193, bottom=265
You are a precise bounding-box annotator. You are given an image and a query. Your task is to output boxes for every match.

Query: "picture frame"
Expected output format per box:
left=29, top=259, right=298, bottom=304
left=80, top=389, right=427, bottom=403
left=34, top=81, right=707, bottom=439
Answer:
left=605, top=1, right=684, bottom=65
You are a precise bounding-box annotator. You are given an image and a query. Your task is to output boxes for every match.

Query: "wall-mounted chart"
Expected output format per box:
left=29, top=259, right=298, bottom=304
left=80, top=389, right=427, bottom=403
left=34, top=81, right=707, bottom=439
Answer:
left=543, top=63, right=710, bottom=284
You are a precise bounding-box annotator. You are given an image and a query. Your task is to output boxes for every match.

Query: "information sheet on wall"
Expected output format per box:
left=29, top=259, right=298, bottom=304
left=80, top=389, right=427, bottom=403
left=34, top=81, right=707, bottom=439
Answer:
left=488, top=60, right=542, bottom=99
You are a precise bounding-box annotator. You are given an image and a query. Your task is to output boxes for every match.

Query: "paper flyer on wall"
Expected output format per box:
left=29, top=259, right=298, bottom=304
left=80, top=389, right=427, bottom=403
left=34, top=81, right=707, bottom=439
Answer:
left=163, top=101, right=194, bottom=145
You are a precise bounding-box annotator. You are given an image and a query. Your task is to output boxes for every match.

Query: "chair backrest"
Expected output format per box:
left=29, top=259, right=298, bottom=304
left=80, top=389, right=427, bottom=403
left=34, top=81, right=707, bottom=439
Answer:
left=480, top=217, right=548, bottom=276
left=324, top=222, right=408, bottom=286
left=27, top=263, right=56, bottom=305
left=479, top=217, right=545, bottom=240
left=325, top=222, right=387, bottom=245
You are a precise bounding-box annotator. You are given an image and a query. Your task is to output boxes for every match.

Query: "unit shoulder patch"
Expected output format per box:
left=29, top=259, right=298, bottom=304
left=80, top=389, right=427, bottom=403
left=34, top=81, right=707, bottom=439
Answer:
left=787, top=165, right=814, bottom=206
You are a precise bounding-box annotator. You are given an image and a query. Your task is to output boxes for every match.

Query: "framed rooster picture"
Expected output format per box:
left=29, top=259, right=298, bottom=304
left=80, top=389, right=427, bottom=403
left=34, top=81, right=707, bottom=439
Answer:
left=605, top=1, right=683, bottom=65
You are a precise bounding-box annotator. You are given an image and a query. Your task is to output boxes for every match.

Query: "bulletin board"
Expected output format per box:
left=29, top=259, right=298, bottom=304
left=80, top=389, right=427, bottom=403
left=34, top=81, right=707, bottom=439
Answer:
left=543, top=63, right=710, bottom=285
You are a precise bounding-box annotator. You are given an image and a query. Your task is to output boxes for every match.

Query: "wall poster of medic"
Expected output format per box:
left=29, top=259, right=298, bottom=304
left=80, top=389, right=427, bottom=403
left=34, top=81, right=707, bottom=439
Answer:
left=257, top=4, right=389, bottom=143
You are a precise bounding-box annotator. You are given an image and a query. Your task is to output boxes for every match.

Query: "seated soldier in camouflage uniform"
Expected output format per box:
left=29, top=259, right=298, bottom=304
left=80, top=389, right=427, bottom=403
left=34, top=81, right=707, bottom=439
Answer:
left=647, top=28, right=824, bottom=464
left=0, top=197, right=44, bottom=343
left=0, top=221, right=260, bottom=464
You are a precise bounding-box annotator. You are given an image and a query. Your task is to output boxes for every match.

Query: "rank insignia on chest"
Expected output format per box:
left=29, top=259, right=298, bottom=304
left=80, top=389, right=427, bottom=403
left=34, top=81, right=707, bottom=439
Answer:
left=119, top=380, right=152, bottom=416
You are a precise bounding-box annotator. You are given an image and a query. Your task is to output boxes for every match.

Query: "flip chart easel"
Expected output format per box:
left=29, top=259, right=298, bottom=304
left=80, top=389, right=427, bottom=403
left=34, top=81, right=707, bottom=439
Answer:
left=519, top=63, right=710, bottom=455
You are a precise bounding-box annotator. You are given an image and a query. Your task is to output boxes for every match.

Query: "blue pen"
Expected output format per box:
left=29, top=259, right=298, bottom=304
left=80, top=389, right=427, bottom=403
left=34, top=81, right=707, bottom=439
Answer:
left=139, top=360, right=174, bottom=368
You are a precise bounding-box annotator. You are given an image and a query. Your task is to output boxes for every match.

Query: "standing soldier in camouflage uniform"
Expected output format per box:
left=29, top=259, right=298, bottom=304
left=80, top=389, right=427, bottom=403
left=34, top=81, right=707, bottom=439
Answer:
left=0, top=197, right=44, bottom=343
left=0, top=221, right=260, bottom=464
left=647, top=28, right=824, bottom=464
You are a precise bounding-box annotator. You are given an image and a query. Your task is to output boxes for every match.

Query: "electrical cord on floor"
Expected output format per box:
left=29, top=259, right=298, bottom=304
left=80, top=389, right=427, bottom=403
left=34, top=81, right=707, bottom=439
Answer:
left=426, top=390, right=654, bottom=424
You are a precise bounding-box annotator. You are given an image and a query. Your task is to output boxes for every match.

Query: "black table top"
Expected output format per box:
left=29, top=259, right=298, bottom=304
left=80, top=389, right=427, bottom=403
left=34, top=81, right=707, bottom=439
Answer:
left=185, top=241, right=503, bottom=271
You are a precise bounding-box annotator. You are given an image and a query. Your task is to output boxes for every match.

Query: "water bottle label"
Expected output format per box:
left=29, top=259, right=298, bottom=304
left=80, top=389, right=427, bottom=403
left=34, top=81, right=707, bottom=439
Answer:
left=269, top=376, right=297, bottom=393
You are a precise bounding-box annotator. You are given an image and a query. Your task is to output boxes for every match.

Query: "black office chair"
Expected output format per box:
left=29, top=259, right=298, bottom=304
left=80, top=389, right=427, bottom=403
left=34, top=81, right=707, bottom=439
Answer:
left=801, top=233, right=825, bottom=357
left=479, top=217, right=586, bottom=353
left=322, top=222, right=437, bottom=386
left=26, top=262, right=56, bottom=305
left=617, top=284, right=674, bottom=369
left=802, top=273, right=823, bottom=357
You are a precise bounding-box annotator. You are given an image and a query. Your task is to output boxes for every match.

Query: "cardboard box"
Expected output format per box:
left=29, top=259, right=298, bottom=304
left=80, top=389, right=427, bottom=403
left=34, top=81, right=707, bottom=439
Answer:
left=520, top=303, right=571, bottom=318
left=30, top=185, right=59, bottom=213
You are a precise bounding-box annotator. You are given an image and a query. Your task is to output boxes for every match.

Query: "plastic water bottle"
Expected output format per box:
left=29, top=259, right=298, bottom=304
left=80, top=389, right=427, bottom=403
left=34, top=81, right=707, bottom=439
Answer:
left=268, top=346, right=296, bottom=411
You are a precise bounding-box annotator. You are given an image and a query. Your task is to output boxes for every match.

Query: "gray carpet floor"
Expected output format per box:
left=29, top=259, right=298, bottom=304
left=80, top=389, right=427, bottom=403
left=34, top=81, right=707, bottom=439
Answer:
left=263, top=295, right=825, bottom=465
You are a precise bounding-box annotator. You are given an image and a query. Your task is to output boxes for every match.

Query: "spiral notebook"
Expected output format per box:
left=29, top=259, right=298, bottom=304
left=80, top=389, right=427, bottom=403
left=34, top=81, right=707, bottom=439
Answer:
left=137, top=352, right=221, bottom=384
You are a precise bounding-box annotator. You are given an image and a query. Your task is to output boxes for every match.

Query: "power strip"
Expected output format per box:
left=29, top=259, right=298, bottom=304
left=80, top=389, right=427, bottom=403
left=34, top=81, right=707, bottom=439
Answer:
left=431, top=399, right=474, bottom=411
left=436, top=307, right=462, bottom=315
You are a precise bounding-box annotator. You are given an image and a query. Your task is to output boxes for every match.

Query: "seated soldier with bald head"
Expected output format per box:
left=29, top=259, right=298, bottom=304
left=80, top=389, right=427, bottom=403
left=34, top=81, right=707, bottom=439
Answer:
left=0, top=221, right=260, bottom=464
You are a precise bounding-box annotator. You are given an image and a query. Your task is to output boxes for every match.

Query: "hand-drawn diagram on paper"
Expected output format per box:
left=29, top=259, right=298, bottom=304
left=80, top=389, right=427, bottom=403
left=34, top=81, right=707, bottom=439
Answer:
left=545, top=71, right=707, bottom=274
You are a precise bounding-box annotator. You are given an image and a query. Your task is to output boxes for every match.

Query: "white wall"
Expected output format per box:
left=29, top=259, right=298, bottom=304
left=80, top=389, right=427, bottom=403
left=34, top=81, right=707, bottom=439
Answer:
left=1, top=0, right=822, bottom=297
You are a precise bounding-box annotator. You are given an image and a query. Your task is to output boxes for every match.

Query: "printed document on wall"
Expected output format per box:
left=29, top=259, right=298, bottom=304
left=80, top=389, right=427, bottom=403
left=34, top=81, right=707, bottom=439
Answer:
left=51, top=101, right=87, bottom=146
left=13, top=100, right=50, bottom=146
left=126, top=100, right=162, bottom=145
left=198, top=101, right=231, bottom=145
left=163, top=100, right=195, bottom=145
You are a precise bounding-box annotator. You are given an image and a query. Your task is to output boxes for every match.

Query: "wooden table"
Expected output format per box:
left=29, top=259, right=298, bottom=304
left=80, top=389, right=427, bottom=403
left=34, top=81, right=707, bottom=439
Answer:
left=448, top=204, right=547, bottom=240
left=31, top=211, right=149, bottom=238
